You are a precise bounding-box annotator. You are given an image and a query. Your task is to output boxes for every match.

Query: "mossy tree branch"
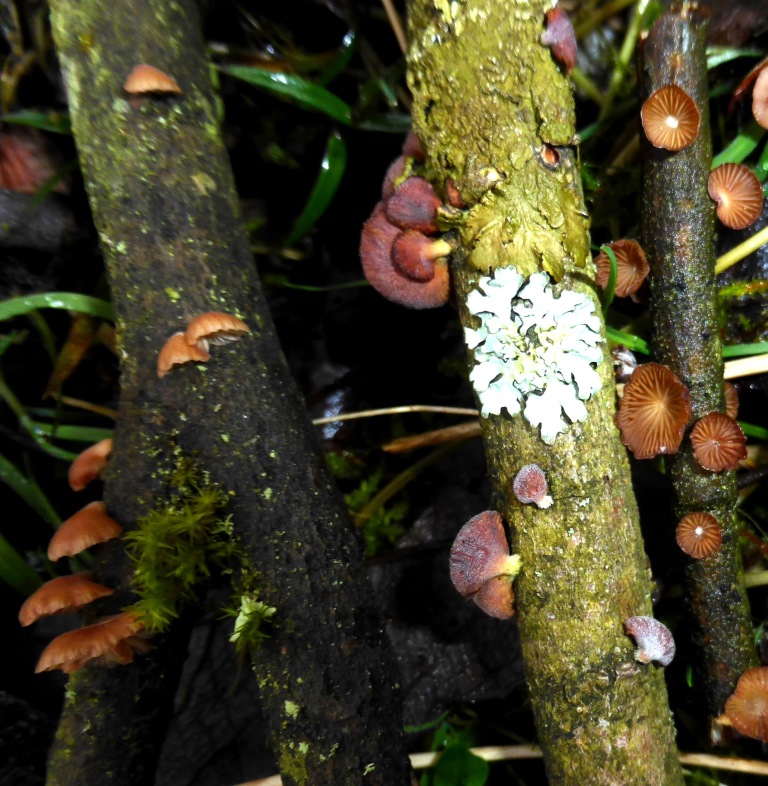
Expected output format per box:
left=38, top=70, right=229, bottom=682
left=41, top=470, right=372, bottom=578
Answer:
left=47, top=1, right=411, bottom=784
left=407, top=0, right=683, bottom=782
left=639, top=5, right=757, bottom=734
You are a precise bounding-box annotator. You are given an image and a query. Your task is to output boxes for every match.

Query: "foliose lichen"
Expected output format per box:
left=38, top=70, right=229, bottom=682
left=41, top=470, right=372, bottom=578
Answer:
left=465, top=267, right=603, bottom=443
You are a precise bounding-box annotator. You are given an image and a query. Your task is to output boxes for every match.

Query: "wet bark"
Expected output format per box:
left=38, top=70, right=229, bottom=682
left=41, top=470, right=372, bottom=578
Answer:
left=407, top=0, right=684, bottom=783
left=639, top=6, right=758, bottom=737
left=46, top=1, right=411, bottom=784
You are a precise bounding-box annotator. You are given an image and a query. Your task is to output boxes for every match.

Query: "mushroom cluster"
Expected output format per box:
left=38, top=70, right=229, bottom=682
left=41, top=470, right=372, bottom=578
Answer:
left=360, top=132, right=455, bottom=309
left=157, top=311, right=250, bottom=378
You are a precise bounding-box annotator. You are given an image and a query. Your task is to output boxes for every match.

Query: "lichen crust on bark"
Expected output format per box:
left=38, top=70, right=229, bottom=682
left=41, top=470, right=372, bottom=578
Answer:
left=408, top=0, right=684, bottom=783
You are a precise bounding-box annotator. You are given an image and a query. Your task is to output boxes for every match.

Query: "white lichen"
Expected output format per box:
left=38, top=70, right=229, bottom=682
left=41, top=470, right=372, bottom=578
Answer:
left=465, top=268, right=604, bottom=443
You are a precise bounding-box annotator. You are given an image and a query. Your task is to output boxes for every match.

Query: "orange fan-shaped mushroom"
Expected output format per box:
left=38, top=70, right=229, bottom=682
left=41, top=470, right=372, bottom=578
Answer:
left=123, top=64, right=182, bottom=96
left=19, top=573, right=114, bottom=626
left=725, top=667, right=768, bottom=742
left=707, top=164, right=764, bottom=230
left=594, top=240, right=649, bottom=300
left=157, top=331, right=210, bottom=378
left=471, top=575, right=515, bottom=619
left=690, top=412, right=747, bottom=471
left=675, top=512, right=722, bottom=559
left=48, top=501, right=123, bottom=561
left=185, top=312, right=250, bottom=352
left=641, top=85, right=700, bottom=151
left=615, top=363, right=692, bottom=459
left=69, top=438, right=113, bottom=492
left=35, top=613, right=145, bottom=674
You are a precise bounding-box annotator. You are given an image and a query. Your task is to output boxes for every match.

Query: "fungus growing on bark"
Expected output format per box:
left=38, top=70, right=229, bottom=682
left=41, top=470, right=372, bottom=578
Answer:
left=19, top=573, right=114, bottom=627
left=157, top=331, right=210, bottom=378
left=382, top=155, right=408, bottom=199
left=725, top=667, right=768, bottom=742
left=614, top=363, right=691, bottom=459
left=445, top=179, right=464, bottom=209
left=360, top=203, right=450, bottom=308
left=707, top=164, right=764, bottom=230
left=123, top=64, right=182, bottom=96
left=68, top=438, right=113, bottom=492
left=641, top=85, right=700, bottom=151
left=48, top=501, right=123, bottom=561
left=675, top=512, right=723, bottom=559
left=593, top=240, right=649, bottom=300
left=612, top=346, right=637, bottom=383
left=185, top=312, right=250, bottom=352
left=725, top=382, right=739, bottom=420
left=391, top=231, right=452, bottom=282
left=541, top=6, right=577, bottom=75
left=752, top=67, right=768, bottom=130
left=690, top=412, right=747, bottom=471
left=449, top=511, right=521, bottom=619
left=623, top=616, right=675, bottom=666
left=385, top=176, right=442, bottom=235
left=401, top=129, right=425, bottom=161
left=513, top=464, right=553, bottom=508
left=35, top=612, right=146, bottom=674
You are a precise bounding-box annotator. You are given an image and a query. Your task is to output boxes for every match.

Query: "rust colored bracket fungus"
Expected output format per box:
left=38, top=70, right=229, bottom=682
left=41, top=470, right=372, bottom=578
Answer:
left=623, top=616, right=676, bottom=667
left=68, top=438, right=113, bottom=491
left=449, top=510, right=521, bottom=619
left=540, top=6, right=577, bottom=75
left=47, top=501, right=123, bottom=561
left=18, top=573, right=114, bottom=627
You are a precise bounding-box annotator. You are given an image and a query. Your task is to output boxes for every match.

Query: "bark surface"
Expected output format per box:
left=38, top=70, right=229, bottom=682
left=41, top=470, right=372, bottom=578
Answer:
left=407, top=0, right=684, bottom=783
left=46, top=1, right=411, bottom=784
left=639, top=5, right=757, bottom=733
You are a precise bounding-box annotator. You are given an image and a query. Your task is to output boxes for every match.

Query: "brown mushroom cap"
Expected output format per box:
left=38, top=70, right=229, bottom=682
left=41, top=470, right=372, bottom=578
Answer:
left=385, top=176, right=442, bottom=235
left=512, top=464, right=552, bottom=508
left=48, top=501, right=123, bottom=561
left=68, top=438, right=113, bottom=492
left=623, top=616, right=675, bottom=666
left=391, top=231, right=451, bottom=282
left=360, top=203, right=450, bottom=309
left=615, top=363, right=692, bottom=459
left=690, top=412, right=747, bottom=471
left=35, top=612, right=144, bottom=674
left=752, top=67, right=768, bottom=130
left=724, top=382, right=739, bottom=420
left=471, top=575, right=515, bottom=619
left=707, top=164, right=764, bottom=230
left=541, top=6, right=577, bottom=75
left=185, top=312, right=250, bottom=352
left=593, top=240, right=650, bottom=299
left=157, top=331, right=210, bottom=378
left=675, top=512, right=723, bottom=559
left=19, top=573, right=114, bottom=626
left=123, top=64, right=182, bottom=96
left=449, top=511, right=517, bottom=598
left=725, top=667, right=768, bottom=742
left=641, top=85, right=700, bottom=151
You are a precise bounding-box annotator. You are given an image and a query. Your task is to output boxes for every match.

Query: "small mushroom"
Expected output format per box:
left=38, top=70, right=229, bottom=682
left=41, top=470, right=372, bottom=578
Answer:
left=614, top=363, right=692, bottom=459
left=123, top=64, right=182, bottom=96
left=675, top=512, right=722, bottom=559
left=35, top=612, right=145, bottom=674
left=385, top=176, right=442, bottom=235
left=48, top=501, right=123, bottom=561
left=724, top=382, right=739, bottom=420
left=360, top=203, right=450, bottom=309
left=690, top=412, right=747, bottom=472
left=512, top=464, right=553, bottom=509
left=19, top=573, right=114, bottom=627
left=185, top=312, right=250, bottom=352
left=707, top=163, right=763, bottom=230
left=641, top=85, right=700, bottom=151
left=623, top=616, right=675, bottom=666
left=541, top=6, right=577, bottom=75
left=391, top=231, right=452, bottom=282
left=612, top=346, right=638, bottom=384
left=752, top=67, right=768, bottom=130
left=68, top=438, right=113, bottom=492
left=724, top=667, right=768, bottom=742
left=449, top=511, right=521, bottom=619
left=157, top=331, right=210, bottom=378
left=593, top=240, right=649, bottom=300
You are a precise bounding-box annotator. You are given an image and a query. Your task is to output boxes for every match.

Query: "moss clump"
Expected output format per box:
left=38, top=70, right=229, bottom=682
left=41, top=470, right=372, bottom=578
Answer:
left=225, top=593, right=277, bottom=654
left=125, top=470, right=235, bottom=631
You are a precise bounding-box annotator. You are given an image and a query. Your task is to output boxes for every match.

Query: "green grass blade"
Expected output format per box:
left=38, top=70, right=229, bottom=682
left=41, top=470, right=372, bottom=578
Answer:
left=712, top=119, right=764, bottom=168
left=706, top=47, right=763, bottom=70
left=606, top=327, right=651, bottom=355
left=220, top=66, right=353, bottom=125
left=600, top=245, right=618, bottom=314
left=0, top=531, right=41, bottom=594
left=285, top=131, right=347, bottom=246
left=318, top=31, right=356, bottom=86
left=722, top=342, right=768, bottom=358
left=0, top=453, right=60, bottom=526
left=1, top=110, right=72, bottom=134
left=32, top=423, right=113, bottom=443
left=739, top=422, right=768, bottom=440
left=0, top=292, right=113, bottom=322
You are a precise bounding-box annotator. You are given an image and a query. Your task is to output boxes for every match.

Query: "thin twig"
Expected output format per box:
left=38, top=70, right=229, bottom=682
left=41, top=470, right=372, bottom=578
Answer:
left=380, top=0, right=407, bottom=53
left=54, top=394, right=118, bottom=419
left=724, top=354, right=768, bottom=380
left=715, top=224, right=768, bottom=275
left=382, top=419, right=482, bottom=453
left=311, top=404, right=479, bottom=426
